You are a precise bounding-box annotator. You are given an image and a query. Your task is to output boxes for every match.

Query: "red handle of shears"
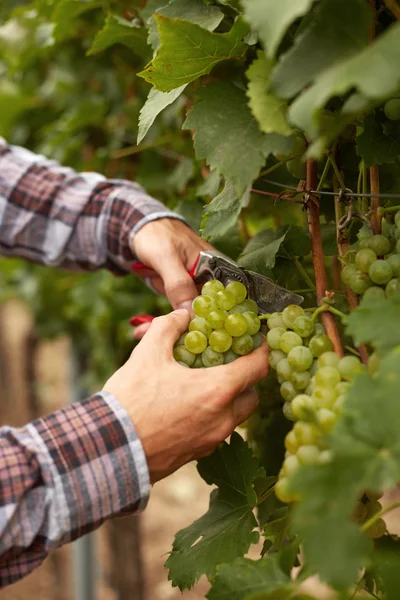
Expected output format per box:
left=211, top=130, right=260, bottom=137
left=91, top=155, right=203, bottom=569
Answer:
left=129, top=254, right=201, bottom=327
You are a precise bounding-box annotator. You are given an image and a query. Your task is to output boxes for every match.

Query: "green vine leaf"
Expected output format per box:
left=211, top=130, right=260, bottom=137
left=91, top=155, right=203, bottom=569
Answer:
left=87, top=15, right=149, bottom=58
left=246, top=51, right=292, bottom=136
left=137, top=85, right=187, bottom=143
left=241, top=0, right=316, bottom=58
left=289, top=21, right=400, bottom=156
left=165, top=432, right=264, bottom=591
left=51, top=0, right=103, bottom=39
left=147, top=0, right=224, bottom=51
left=205, top=555, right=292, bottom=600
left=138, top=16, right=248, bottom=92
left=202, top=180, right=251, bottom=239
left=184, top=81, right=270, bottom=192
left=270, top=0, right=371, bottom=99
left=356, top=113, right=400, bottom=167
left=344, top=293, right=400, bottom=354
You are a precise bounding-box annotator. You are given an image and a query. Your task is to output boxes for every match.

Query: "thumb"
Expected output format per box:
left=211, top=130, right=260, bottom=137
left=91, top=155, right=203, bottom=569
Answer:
left=156, top=253, right=198, bottom=311
left=143, top=309, right=191, bottom=352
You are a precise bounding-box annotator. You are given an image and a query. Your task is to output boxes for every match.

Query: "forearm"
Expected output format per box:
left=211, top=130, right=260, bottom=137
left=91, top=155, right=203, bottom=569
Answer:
left=0, top=138, right=185, bottom=273
left=0, top=392, right=149, bottom=587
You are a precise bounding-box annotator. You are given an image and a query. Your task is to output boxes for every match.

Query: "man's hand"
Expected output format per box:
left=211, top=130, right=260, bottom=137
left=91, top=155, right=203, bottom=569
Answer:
left=132, top=219, right=212, bottom=338
left=103, top=310, right=269, bottom=483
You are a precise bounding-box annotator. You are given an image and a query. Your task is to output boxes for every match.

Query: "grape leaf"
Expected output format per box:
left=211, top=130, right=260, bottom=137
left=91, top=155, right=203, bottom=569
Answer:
left=246, top=51, right=292, bottom=136
left=356, top=113, right=400, bottom=167
left=147, top=0, right=224, bottom=51
left=344, top=293, right=400, bottom=354
left=165, top=432, right=264, bottom=590
left=206, top=555, right=292, bottom=600
left=0, top=82, right=27, bottom=137
left=184, top=81, right=269, bottom=192
left=137, top=85, right=187, bottom=143
left=166, top=157, right=194, bottom=192
left=270, top=0, right=371, bottom=99
left=52, top=0, right=103, bottom=38
left=289, top=22, right=400, bottom=153
left=196, top=169, right=221, bottom=199
left=202, top=180, right=251, bottom=239
left=241, top=0, right=316, bottom=58
left=87, top=15, right=149, bottom=58
left=138, top=16, right=248, bottom=92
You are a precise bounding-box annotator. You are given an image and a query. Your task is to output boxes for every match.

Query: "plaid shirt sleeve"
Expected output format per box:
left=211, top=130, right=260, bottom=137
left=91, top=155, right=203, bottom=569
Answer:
left=0, top=391, right=150, bottom=587
left=0, top=137, right=186, bottom=273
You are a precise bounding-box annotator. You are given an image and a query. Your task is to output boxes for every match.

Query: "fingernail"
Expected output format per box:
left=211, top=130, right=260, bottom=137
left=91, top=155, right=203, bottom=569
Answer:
left=178, top=301, right=193, bottom=314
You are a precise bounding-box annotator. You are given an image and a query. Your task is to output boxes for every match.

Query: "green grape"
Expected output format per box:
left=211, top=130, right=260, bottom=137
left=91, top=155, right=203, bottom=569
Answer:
left=193, top=295, right=217, bottom=318
left=226, top=281, right=247, bottom=304
left=242, top=311, right=261, bottom=335
left=267, top=312, right=285, bottom=329
left=282, top=304, right=304, bottom=328
left=349, top=270, right=373, bottom=295
left=216, top=289, right=236, bottom=311
left=207, top=309, right=228, bottom=329
left=297, top=445, right=320, bottom=465
left=275, top=478, right=294, bottom=504
left=366, top=500, right=382, bottom=517
left=355, top=248, right=377, bottom=273
left=353, top=502, right=368, bottom=522
left=366, top=489, right=384, bottom=501
left=338, top=355, right=363, bottom=380
left=291, top=370, right=311, bottom=391
left=173, top=345, right=196, bottom=366
left=368, top=352, right=381, bottom=375
left=201, top=346, right=224, bottom=367
left=282, top=454, right=300, bottom=476
left=192, top=355, right=204, bottom=368
left=293, top=315, right=314, bottom=338
left=209, top=329, right=232, bottom=353
left=176, top=333, right=187, bottom=346
left=232, top=334, right=254, bottom=356
left=333, top=395, right=345, bottom=414
left=287, top=346, right=313, bottom=371
left=228, top=305, right=246, bottom=314
left=315, top=366, right=341, bottom=387
left=276, top=358, right=293, bottom=381
left=266, top=327, right=286, bottom=350
left=239, top=299, right=259, bottom=313
left=282, top=401, right=296, bottom=421
left=386, top=277, right=400, bottom=298
left=309, top=334, right=333, bottom=357
left=252, top=333, right=262, bottom=348
left=368, top=234, right=391, bottom=256
left=269, top=350, right=286, bottom=369
left=359, top=238, right=371, bottom=250
left=177, top=361, right=190, bottom=368
left=279, top=331, right=303, bottom=353
left=312, top=386, right=337, bottom=409
left=366, top=518, right=386, bottom=539
left=224, top=349, right=239, bottom=364
left=316, top=408, right=337, bottom=433
left=189, top=316, right=212, bottom=338
left=314, top=323, right=325, bottom=336
left=201, top=279, right=224, bottom=298
left=336, top=381, right=349, bottom=395
left=310, top=360, right=318, bottom=376
left=291, top=394, right=314, bottom=420
left=185, top=331, right=208, bottom=354
left=363, top=286, right=386, bottom=301
left=318, top=450, right=334, bottom=465
left=285, top=430, right=299, bottom=453
left=397, top=239, right=400, bottom=254
left=224, top=313, right=248, bottom=337
left=395, top=210, right=400, bottom=229
left=280, top=381, right=297, bottom=402
left=317, top=351, right=340, bottom=368
left=387, top=253, right=400, bottom=277
left=369, top=260, right=393, bottom=285
left=384, top=98, right=400, bottom=120
left=293, top=421, right=320, bottom=445
left=341, top=264, right=357, bottom=286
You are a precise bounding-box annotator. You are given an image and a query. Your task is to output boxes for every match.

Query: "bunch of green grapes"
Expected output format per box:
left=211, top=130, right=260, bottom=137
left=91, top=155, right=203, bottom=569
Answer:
left=341, top=213, right=400, bottom=300
left=173, top=280, right=262, bottom=368
left=353, top=492, right=386, bottom=539
left=264, top=304, right=366, bottom=504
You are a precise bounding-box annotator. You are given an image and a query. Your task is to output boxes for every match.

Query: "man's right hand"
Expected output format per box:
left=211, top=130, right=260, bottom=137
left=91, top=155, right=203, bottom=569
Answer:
left=103, top=309, right=269, bottom=483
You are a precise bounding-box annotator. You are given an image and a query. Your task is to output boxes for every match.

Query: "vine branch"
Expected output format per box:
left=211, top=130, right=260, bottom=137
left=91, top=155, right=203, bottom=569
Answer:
left=370, top=164, right=382, bottom=233
left=306, top=159, right=344, bottom=356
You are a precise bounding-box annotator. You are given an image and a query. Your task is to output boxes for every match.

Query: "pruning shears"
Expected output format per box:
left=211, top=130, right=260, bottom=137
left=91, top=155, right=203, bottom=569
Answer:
left=129, top=250, right=303, bottom=327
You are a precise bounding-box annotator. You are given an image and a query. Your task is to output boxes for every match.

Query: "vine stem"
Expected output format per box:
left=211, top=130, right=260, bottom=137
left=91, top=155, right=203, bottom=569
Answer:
left=361, top=501, right=400, bottom=532
left=306, top=159, right=344, bottom=356
left=293, top=257, right=316, bottom=291
left=258, top=153, right=303, bottom=179
left=370, top=164, right=381, bottom=233
left=310, top=304, right=346, bottom=323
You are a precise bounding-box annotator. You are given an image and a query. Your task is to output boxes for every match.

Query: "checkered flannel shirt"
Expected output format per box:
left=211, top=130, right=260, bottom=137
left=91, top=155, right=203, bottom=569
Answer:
left=0, top=138, right=185, bottom=587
